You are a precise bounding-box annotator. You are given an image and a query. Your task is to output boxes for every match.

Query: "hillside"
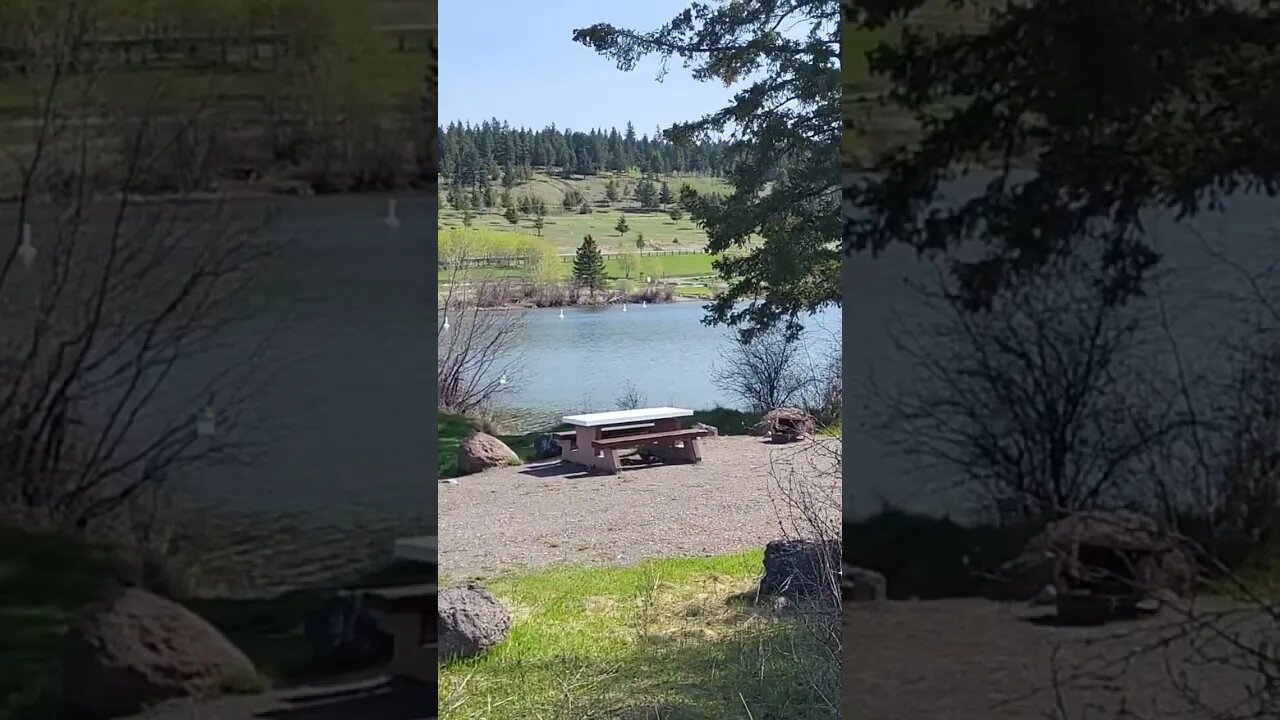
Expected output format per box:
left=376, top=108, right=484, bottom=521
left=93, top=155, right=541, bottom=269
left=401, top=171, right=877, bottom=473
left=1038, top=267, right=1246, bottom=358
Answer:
left=439, top=169, right=732, bottom=253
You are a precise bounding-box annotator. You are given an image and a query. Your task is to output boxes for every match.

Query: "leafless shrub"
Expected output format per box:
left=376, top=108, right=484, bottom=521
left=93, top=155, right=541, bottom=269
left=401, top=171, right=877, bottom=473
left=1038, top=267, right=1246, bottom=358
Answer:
left=714, top=327, right=816, bottom=412
left=765, top=436, right=842, bottom=708
left=0, top=7, right=279, bottom=533
left=614, top=381, right=647, bottom=410
left=437, top=243, right=526, bottom=415
left=869, top=253, right=1185, bottom=519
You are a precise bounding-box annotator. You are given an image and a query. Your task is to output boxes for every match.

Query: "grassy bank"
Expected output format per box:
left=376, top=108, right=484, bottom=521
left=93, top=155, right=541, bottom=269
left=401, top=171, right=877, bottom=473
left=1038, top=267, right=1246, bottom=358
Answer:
left=437, top=408, right=766, bottom=479
left=439, top=550, right=836, bottom=719
left=0, top=523, right=430, bottom=718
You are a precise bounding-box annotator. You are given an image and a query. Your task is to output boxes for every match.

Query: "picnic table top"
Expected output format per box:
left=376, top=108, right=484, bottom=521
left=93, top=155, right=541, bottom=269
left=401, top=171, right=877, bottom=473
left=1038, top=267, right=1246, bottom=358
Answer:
left=393, top=536, right=436, bottom=565
left=562, top=406, right=693, bottom=427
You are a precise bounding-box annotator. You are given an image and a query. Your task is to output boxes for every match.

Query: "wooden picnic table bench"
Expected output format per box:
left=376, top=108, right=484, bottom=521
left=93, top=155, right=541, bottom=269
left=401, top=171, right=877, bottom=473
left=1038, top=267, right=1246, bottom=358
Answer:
left=557, top=407, right=704, bottom=473
left=368, top=536, right=436, bottom=684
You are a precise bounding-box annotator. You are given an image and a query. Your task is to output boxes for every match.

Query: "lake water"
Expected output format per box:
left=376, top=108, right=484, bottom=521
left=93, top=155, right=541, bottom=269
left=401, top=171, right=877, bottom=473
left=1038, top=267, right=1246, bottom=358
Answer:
left=498, top=302, right=841, bottom=419
left=842, top=173, right=1280, bottom=522
left=68, top=195, right=435, bottom=594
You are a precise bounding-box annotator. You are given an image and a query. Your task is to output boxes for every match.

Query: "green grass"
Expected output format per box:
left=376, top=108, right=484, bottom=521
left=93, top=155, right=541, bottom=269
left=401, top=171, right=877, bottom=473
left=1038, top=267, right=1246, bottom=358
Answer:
left=439, top=551, right=836, bottom=720
left=0, top=522, right=433, bottom=717
left=437, top=252, right=717, bottom=285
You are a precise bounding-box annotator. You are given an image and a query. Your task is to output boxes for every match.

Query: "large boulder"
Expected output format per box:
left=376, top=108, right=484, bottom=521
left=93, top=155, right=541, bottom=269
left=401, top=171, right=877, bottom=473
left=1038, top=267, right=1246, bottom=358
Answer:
left=62, top=587, right=260, bottom=720
left=438, top=584, right=512, bottom=661
left=760, top=539, right=840, bottom=599
left=842, top=564, right=887, bottom=603
left=457, top=432, right=520, bottom=474
left=753, top=407, right=816, bottom=442
left=987, top=510, right=1195, bottom=602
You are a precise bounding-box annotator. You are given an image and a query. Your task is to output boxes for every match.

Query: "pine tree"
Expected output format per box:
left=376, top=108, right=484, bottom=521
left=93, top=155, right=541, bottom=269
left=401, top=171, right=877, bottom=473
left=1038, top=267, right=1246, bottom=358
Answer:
left=504, top=206, right=519, bottom=225
left=615, top=214, right=630, bottom=237
left=635, top=178, right=657, bottom=209
left=572, top=234, right=607, bottom=294
left=659, top=182, right=672, bottom=206
left=605, top=179, right=619, bottom=202
left=533, top=213, right=545, bottom=236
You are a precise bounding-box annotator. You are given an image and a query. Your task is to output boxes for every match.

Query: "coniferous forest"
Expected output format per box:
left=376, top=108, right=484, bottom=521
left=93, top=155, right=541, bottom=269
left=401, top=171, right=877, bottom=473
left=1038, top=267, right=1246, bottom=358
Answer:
left=438, top=120, right=730, bottom=190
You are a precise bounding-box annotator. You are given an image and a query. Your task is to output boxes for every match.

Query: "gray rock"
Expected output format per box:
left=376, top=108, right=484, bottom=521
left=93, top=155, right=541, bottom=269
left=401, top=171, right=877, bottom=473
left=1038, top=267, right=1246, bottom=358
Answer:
left=692, top=422, right=719, bottom=437
left=842, top=565, right=887, bottom=603
left=62, top=587, right=260, bottom=719
left=438, top=584, right=512, bottom=661
left=760, top=539, right=840, bottom=600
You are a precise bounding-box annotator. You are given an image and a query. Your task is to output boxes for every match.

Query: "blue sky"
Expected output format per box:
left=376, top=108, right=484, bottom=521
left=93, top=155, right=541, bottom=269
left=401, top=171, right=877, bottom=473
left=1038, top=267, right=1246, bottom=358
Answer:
left=439, top=0, right=737, bottom=135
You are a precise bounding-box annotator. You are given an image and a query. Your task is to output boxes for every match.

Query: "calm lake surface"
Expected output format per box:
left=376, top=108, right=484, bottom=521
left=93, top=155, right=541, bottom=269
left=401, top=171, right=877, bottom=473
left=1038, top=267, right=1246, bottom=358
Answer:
left=843, top=173, right=1280, bottom=522
left=130, top=195, right=432, bottom=593
left=501, top=302, right=841, bottom=420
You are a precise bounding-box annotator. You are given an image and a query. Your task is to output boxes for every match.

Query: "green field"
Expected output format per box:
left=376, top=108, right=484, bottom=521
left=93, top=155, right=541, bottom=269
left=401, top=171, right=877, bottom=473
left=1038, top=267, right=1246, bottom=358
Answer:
left=439, top=551, right=836, bottom=720
left=439, top=170, right=733, bottom=252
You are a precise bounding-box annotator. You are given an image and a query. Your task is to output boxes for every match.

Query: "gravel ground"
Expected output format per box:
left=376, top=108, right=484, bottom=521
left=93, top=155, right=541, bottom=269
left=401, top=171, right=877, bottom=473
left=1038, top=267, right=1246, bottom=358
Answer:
left=439, top=435, right=840, bottom=578
left=845, top=597, right=1276, bottom=720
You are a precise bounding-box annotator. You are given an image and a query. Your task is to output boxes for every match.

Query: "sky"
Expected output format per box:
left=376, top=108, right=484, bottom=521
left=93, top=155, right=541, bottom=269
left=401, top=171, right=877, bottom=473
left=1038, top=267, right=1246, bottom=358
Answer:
left=439, top=0, right=738, bottom=135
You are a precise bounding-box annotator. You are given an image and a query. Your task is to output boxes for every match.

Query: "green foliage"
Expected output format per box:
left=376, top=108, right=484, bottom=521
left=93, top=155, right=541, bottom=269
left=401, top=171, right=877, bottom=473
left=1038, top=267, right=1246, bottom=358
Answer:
left=634, top=177, right=658, bottom=208
left=614, top=214, right=630, bottom=236
left=503, top=206, right=519, bottom=225
left=843, top=0, right=1280, bottom=309
left=572, top=234, right=608, bottom=292
left=575, top=0, right=840, bottom=341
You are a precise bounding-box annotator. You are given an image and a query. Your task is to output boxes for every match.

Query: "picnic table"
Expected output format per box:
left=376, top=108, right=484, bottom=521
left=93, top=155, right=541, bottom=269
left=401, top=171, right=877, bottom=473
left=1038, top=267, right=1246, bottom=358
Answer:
left=556, top=406, right=708, bottom=473
left=367, top=536, right=437, bottom=684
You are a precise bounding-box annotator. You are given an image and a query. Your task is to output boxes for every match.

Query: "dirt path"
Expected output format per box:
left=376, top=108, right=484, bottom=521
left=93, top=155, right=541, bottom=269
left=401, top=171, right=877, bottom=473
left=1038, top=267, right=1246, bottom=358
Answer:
left=845, top=597, right=1274, bottom=719
left=439, top=436, right=839, bottom=578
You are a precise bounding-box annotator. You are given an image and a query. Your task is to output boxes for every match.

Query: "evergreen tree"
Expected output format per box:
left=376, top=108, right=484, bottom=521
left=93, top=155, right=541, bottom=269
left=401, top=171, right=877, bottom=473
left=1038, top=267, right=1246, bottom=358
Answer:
left=635, top=232, right=645, bottom=250
left=576, top=3, right=836, bottom=339
left=615, top=214, right=630, bottom=237
left=658, top=182, right=672, bottom=206
left=605, top=179, right=619, bottom=202
left=572, top=234, right=607, bottom=293
left=462, top=207, right=474, bottom=227
left=533, top=213, right=545, bottom=236
left=503, top=206, right=519, bottom=225
left=635, top=178, right=657, bottom=209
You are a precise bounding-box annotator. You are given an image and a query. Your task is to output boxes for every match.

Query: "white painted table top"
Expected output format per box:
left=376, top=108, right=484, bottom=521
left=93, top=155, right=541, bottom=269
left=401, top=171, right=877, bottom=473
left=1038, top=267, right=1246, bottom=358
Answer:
left=562, top=406, right=693, bottom=427
left=393, top=536, right=437, bottom=564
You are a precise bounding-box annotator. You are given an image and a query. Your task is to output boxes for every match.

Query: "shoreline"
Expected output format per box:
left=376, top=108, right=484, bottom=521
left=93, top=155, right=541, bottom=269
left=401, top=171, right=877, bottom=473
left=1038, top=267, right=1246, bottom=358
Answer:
left=451, top=295, right=707, bottom=311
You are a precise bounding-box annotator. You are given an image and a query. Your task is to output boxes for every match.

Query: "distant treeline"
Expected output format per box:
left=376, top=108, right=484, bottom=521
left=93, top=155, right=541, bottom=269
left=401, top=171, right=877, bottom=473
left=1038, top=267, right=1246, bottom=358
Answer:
left=439, top=120, right=730, bottom=190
